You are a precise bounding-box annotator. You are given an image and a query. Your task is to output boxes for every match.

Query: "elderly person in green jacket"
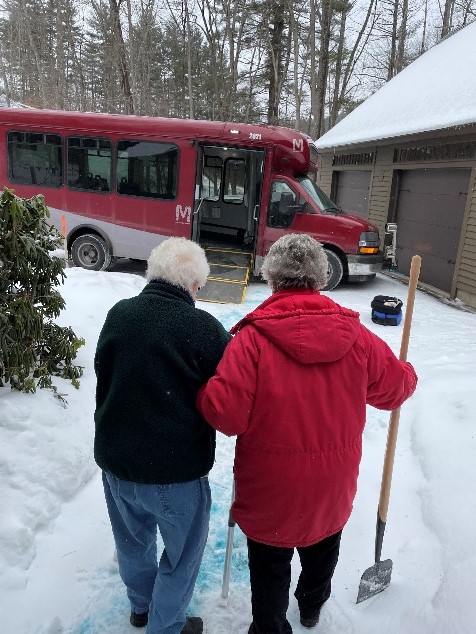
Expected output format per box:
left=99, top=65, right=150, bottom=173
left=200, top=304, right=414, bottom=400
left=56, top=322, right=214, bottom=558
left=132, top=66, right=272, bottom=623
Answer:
left=94, top=238, right=230, bottom=634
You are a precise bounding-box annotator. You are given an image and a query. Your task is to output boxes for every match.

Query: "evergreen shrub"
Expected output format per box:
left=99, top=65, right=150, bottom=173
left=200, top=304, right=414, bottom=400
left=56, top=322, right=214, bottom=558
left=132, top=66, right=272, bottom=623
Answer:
left=0, top=188, right=85, bottom=394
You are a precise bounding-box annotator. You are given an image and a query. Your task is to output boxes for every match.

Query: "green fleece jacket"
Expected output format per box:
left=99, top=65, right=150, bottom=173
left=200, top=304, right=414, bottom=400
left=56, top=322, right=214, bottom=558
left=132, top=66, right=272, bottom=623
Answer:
left=94, top=280, right=231, bottom=484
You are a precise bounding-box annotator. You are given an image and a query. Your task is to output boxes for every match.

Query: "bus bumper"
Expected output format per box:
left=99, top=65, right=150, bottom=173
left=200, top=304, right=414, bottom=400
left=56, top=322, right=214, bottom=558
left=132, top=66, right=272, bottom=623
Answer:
left=347, top=254, right=383, bottom=282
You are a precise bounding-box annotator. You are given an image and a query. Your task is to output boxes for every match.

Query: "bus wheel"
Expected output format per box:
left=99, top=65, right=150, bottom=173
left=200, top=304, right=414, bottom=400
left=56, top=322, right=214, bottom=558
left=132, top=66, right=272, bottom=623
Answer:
left=322, top=249, right=344, bottom=291
left=71, top=234, right=112, bottom=271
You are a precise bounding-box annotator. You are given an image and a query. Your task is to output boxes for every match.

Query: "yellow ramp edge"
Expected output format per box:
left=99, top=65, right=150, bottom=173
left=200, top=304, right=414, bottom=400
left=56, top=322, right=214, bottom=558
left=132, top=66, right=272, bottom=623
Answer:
left=198, top=248, right=252, bottom=304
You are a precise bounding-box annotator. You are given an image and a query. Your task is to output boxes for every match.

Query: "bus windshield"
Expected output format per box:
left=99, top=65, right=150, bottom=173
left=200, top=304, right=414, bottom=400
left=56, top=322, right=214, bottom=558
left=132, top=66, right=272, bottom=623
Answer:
left=297, top=176, right=341, bottom=213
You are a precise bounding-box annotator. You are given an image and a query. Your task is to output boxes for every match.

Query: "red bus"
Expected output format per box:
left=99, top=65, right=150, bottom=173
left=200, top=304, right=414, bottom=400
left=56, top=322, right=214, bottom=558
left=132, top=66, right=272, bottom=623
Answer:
left=0, top=108, right=392, bottom=290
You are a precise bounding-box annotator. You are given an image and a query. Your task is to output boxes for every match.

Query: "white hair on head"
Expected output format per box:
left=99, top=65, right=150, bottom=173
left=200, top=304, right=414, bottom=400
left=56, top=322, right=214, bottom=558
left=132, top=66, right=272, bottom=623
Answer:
left=146, top=238, right=210, bottom=293
left=261, top=234, right=328, bottom=291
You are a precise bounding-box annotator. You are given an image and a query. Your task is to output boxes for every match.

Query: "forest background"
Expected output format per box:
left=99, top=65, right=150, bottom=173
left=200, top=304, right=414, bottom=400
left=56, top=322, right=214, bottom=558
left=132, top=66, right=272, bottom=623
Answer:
left=0, top=0, right=475, bottom=140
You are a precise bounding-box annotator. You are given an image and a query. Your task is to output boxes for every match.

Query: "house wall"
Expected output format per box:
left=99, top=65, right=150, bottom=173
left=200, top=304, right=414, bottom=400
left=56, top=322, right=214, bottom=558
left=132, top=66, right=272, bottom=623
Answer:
left=367, top=146, right=393, bottom=236
left=456, top=169, right=476, bottom=306
left=317, top=153, right=333, bottom=193
left=317, top=131, right=476, bottom=309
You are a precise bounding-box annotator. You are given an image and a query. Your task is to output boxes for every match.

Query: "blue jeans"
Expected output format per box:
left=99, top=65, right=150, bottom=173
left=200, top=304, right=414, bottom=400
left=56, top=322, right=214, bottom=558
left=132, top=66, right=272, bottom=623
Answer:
left=102, top=471, right=211, bottom=634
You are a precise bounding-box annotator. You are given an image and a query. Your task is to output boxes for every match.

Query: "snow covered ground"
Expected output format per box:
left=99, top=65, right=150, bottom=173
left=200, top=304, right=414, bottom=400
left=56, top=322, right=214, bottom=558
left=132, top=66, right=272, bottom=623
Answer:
left=1, top=264, right=475, bottom=634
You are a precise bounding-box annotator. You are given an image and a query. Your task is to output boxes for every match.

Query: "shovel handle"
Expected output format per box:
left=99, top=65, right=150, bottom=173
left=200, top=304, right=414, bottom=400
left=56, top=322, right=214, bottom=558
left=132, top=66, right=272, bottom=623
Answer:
left=221, top=480, right=236, bottom=599
left=378, top=255, right=421, bottom=524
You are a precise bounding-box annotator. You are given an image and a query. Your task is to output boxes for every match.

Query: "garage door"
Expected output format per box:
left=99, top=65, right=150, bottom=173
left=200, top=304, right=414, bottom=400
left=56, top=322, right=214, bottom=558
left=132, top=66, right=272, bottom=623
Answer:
left=334, top=170, right=371, bottom=219
left=395, top=168, right=470, bottom=293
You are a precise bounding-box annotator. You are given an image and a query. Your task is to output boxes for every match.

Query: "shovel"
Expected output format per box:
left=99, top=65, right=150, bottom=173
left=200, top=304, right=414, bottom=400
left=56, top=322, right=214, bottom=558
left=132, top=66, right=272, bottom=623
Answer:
left=220, top=479, right=236, bottom=602
left=356, top=255, right=422, bottom=604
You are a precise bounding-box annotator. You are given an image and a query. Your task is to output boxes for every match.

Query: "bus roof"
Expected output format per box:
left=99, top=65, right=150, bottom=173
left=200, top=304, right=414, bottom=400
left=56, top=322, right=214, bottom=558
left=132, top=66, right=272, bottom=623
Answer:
left=0, top=107, right=312, bottom=148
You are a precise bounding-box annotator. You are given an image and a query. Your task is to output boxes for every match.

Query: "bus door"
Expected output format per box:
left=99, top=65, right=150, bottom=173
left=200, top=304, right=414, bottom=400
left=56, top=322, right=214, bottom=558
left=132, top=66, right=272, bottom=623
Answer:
left=192, top=146, right=265, bottom=252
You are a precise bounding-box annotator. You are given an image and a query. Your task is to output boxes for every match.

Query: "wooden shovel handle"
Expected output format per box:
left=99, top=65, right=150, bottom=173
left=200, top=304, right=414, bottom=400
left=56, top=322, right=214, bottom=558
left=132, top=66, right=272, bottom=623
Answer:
left=378, top=255, right=421, bottom=523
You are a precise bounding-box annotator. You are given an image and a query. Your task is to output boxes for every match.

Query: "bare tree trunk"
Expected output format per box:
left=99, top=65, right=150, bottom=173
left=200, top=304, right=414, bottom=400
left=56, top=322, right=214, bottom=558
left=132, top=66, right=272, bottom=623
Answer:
left=223, top=0, right=248, bottom=119
left=55, top=7, right=66, bottom=109
left=461, top=0, right=474, bottom=26
left=109, top=0, right=134, bottom=113
left=184, top=0, right=194, bottom=118
left=197, top=0, right=222, bottom=118
left=0, top=42, right=12, bottom=106
left=420, top=0, right=428, bottom=53
left=314, top=0, right=332, bottom=138
left=441, top=0, right=454, bottom=38
left=244, top=42, right=263, bottom=122
left=396, top=0, right=409, bottom=72
left=289, top=0, right=301, bottom=129
left=66, top=14, right=86, bottom=110
left=265, top=0, right=287, bottom=125
left=329, top=5, right=348, bottom=129
left=20, top=3, right=48, bottom=105
left=309, top=0, right=317, bottom=136
left=387, top=0, right=399, bottom=80
left=125, top=0, right=139, bottom=111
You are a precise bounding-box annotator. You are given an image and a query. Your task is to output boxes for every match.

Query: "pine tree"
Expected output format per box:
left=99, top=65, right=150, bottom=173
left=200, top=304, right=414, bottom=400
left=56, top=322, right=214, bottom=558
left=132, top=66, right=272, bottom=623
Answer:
left=0, top=188, right=84, bottom=395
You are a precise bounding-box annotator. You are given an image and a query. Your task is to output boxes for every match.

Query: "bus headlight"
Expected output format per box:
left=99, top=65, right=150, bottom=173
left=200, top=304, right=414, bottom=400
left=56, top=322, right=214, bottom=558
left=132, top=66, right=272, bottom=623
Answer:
left=358, top=231, right=380, bottom=254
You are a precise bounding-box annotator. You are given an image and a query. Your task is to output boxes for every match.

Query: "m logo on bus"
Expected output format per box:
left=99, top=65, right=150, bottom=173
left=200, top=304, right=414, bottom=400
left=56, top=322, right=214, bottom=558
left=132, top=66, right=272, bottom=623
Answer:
left=292, top=138, right=303, bottom=152
left=175, top=205, right=192, bottom=224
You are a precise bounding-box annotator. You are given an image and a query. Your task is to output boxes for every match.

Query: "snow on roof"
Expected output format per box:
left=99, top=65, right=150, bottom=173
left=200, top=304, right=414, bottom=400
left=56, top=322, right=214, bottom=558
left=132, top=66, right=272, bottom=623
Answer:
left=317, top=21, right=476, bottom=149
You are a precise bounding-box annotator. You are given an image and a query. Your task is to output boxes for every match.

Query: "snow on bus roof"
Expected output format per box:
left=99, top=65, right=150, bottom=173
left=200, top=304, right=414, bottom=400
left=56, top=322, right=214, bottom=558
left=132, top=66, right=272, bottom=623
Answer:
left=316, top=21, right=476, bottom=150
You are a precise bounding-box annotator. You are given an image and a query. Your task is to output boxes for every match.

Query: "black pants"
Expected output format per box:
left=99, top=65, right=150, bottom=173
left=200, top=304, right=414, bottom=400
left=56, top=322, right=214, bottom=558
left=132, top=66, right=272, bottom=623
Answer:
left=247, top=530, right=342, bottom=634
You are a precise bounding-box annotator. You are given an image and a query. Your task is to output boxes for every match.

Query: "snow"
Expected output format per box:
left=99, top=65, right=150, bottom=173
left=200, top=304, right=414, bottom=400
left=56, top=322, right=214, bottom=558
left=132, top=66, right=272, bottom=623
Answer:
left=316, top=21, right=476, bottom=149
left=1, top=264, right=476, bottom=634
left=0, top=96, right=30, bottom=108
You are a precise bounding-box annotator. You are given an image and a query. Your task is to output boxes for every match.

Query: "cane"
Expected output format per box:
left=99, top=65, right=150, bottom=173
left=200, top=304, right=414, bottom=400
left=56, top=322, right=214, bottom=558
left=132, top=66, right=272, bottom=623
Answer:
left=221, top=479, right=236, bottom=601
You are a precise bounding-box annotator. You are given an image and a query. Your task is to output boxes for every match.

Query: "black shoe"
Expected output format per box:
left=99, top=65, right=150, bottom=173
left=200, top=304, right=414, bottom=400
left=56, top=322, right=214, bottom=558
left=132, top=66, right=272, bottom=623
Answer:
left=300, top=609, right=321, bottom=628
left=181, top=616, right=203, bottom=634
left=130, top=611, right=148, bottom=628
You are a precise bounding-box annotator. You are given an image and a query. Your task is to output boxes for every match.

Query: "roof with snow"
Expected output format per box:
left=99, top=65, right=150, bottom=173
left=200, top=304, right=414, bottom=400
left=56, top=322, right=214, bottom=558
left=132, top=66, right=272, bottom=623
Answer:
left=317, top=21, right=476, bottom=150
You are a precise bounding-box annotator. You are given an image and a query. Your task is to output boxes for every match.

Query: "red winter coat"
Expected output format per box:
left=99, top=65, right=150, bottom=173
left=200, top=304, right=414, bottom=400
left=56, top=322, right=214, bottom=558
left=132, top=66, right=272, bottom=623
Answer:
left=197, top=288, right=417, bottom=547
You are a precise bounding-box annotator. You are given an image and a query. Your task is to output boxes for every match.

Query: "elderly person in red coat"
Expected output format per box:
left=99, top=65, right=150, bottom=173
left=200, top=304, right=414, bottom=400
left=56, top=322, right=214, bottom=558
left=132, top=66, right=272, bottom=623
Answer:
left=197, top=233, right=418, bottom=634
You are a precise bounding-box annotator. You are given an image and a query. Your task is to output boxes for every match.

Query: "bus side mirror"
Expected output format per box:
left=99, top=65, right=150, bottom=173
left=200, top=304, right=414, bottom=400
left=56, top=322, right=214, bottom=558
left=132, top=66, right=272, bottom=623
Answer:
left=384, top=223, right=398, bottom=268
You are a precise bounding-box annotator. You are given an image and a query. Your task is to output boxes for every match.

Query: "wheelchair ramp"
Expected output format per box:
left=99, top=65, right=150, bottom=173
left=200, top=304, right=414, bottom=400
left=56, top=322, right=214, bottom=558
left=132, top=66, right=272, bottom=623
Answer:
left=197, top=247, right=253, bottom=304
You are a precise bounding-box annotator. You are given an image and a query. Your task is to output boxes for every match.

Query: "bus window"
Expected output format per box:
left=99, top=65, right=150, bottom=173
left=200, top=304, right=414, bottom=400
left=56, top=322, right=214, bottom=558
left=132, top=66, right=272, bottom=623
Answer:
left=116, top=140, right=178, bottom=199
left=67, top=137, right=111, bottom=192
left=8, top=131, right=62, bottom=188
left=268, top=181, right=304, bottom=228
left=202, top=156, right=222, bottom=199
left=223, top=158, right=246, bottom=204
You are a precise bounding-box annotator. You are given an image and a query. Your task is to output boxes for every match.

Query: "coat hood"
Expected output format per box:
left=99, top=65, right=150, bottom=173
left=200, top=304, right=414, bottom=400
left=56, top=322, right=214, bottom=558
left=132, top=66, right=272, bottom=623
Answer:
left=231, top=289, right=361, bottom=364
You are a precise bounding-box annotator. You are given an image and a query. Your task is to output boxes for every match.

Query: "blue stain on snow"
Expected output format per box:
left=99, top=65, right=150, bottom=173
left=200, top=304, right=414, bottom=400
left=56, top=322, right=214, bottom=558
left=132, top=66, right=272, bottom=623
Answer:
left=66, top=594, right=128, bottom=634
left=217, top=309, right=246, bottom=332
left=68, top=616, right=96, bottom=634
left=66, top=481, right=248, bottom=632
left=193, top=479, right=249, bottom=594
left=67, top=617, right=91, bottom=634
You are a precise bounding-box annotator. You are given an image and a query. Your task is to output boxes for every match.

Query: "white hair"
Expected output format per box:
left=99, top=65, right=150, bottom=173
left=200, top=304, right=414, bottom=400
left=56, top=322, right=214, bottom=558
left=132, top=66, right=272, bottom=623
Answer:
left=146, top=238, right=209, bottom=293
left=261, top=234, right=328, bottom=291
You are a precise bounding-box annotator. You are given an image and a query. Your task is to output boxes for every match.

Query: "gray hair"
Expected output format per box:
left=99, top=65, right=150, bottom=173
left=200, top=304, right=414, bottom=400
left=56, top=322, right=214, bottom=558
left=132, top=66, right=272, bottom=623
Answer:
left=146, top=238, right=209, bottom=294
left=261, top=234, right=328, bottom=291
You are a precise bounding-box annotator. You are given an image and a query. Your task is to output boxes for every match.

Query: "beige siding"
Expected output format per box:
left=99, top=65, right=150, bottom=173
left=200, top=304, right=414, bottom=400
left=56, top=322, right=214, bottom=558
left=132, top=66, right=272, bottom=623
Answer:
left=317, top=153, right=333, bottom=192
left=366, top=148, right=393, bottom=237
left=455, top=170, right=476, bottom=304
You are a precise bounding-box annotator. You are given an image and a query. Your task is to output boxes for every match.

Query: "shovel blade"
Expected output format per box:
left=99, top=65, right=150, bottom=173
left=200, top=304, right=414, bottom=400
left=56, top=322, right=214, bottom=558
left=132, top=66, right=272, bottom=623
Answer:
left=356, top=559, right=393, bottom=604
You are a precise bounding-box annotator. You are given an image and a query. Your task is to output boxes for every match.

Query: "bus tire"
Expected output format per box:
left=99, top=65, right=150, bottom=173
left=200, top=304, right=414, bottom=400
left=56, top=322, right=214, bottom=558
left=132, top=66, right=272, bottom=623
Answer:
left=322, top=249, right=344, bottom=291
left=71, top=234, right=112, bottom=271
